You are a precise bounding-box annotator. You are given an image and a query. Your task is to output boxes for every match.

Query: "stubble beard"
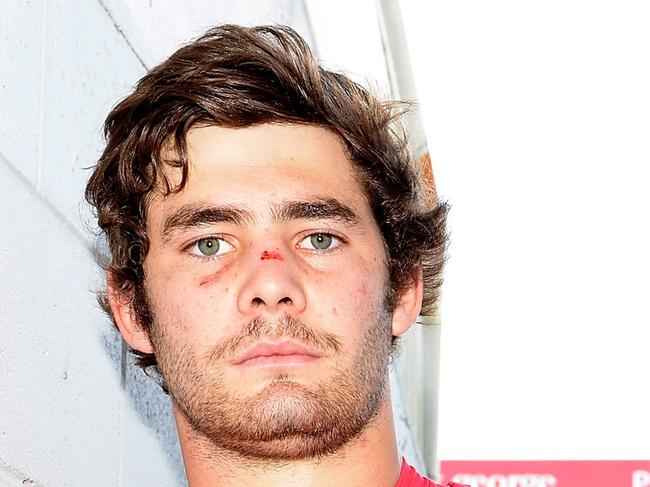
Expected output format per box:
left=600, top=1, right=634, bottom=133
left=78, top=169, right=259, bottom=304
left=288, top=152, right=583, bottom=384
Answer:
left=147, top=307, right=394, bottom=462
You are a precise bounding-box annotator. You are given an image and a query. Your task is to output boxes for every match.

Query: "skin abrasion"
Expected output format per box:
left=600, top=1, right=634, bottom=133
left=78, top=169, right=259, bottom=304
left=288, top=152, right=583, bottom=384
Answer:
left=260, top=250, right=283, bottom=261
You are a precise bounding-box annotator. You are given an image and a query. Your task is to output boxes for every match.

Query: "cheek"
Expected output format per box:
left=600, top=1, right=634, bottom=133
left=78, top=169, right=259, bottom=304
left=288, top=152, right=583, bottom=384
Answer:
left=145, top=266, right=191, bottom=316
left=313, top=248, right=388, bottom=310
left=147, top=256, right=218, bottom=305
left=199, top=269, right=226, bottom=287
left=144, top=264, right=236, bottom=340
left=312, top=272, right=385, bottom=334
left=355, top=281, right=368, bottom=297
left=197, top=260, right=237, bottom=287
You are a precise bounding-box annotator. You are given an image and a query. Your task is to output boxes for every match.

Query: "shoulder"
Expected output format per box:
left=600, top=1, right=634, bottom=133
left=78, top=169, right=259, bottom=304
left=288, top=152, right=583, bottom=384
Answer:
left=396, top=458, right=470, bottom=487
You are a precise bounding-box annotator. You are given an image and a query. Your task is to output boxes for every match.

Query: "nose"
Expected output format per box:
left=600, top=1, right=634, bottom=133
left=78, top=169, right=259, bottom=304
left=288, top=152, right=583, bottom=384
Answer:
left=237, top=250, right=307, bottom=316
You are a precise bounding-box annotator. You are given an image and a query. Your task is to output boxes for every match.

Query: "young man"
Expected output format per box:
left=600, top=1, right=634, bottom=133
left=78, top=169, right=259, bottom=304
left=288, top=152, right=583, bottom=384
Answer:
left=86, top=24, right=461, bottom=487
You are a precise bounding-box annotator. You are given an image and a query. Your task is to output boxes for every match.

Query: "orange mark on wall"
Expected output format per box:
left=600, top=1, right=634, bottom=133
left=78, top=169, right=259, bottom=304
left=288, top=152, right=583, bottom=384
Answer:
left=421, top=152, right=439, bottom=201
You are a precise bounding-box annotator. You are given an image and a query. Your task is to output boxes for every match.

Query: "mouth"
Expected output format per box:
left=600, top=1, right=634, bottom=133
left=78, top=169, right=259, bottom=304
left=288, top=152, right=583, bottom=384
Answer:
left=233, top=340, right=325, bottom=368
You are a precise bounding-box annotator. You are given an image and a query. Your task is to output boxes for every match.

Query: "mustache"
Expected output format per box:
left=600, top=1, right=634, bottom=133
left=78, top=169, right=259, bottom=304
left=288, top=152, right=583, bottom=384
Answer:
left=205, top=314, right=342, bottom=363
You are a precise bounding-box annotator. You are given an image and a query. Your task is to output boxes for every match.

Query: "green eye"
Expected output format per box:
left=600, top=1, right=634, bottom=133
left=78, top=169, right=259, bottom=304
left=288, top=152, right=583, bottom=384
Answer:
left=310, top=233, right=333, bottom=250
left=197, top=238, right=221, bottom=256
left=189, top=237, right=235, bottom=259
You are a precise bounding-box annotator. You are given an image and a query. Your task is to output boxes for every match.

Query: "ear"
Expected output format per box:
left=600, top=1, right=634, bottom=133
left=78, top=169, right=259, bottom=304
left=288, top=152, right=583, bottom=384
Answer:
left=107, top=274, right=154, bottom=354
left=391, top=268, right=424, bottom=337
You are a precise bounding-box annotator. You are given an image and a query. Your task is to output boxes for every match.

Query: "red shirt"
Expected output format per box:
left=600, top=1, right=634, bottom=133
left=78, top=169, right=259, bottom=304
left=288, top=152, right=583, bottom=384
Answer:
left=396, top=458, right=468, bottom=487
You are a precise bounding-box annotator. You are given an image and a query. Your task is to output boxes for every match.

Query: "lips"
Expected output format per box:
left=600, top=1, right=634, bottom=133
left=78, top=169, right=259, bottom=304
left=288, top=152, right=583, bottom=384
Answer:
left=233, top=340, right=325, bottom=367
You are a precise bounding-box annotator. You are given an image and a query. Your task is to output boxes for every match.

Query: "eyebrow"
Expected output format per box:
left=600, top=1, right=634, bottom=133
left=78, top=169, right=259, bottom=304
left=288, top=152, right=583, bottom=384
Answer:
left=272, top=198, right=360, bottom=225
left=161, top=198, right=361, bottom=242
left=161, top=204, right=253, bottom=242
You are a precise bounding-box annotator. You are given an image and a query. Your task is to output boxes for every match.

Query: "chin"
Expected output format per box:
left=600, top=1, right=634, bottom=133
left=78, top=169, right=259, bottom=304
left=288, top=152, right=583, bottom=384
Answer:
left=250, top=380, right=328, bottom=432
left=223, top=432, right=353, bottom=461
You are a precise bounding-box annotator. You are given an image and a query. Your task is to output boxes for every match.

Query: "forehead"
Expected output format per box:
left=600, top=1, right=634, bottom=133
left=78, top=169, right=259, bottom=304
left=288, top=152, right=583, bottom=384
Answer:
left=149, top=124, right=372, bottom=221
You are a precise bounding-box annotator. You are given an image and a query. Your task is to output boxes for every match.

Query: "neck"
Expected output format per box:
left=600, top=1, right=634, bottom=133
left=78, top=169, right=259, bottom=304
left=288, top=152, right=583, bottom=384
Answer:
left=173, top=392, right=402, bottom=487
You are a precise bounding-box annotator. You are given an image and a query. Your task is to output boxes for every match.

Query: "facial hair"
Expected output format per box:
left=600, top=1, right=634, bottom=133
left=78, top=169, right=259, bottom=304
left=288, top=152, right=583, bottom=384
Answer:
left=147, top=309, right=394, bottom=461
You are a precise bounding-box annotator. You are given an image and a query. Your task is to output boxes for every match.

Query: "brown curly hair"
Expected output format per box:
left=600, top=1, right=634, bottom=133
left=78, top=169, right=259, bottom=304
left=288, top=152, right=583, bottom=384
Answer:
left=85, top=24, right=448, bottom=374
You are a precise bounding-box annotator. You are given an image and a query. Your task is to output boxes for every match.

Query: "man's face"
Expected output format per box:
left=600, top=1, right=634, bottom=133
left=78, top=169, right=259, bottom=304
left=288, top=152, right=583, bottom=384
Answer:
left=136, top=124, right=402, bottom=460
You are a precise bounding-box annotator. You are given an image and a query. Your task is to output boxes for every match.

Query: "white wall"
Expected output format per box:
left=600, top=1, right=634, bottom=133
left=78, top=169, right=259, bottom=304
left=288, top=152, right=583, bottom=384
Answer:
left=0, top=2, right=423, bottom=485
left=400, top=0, right=650, bottom=461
